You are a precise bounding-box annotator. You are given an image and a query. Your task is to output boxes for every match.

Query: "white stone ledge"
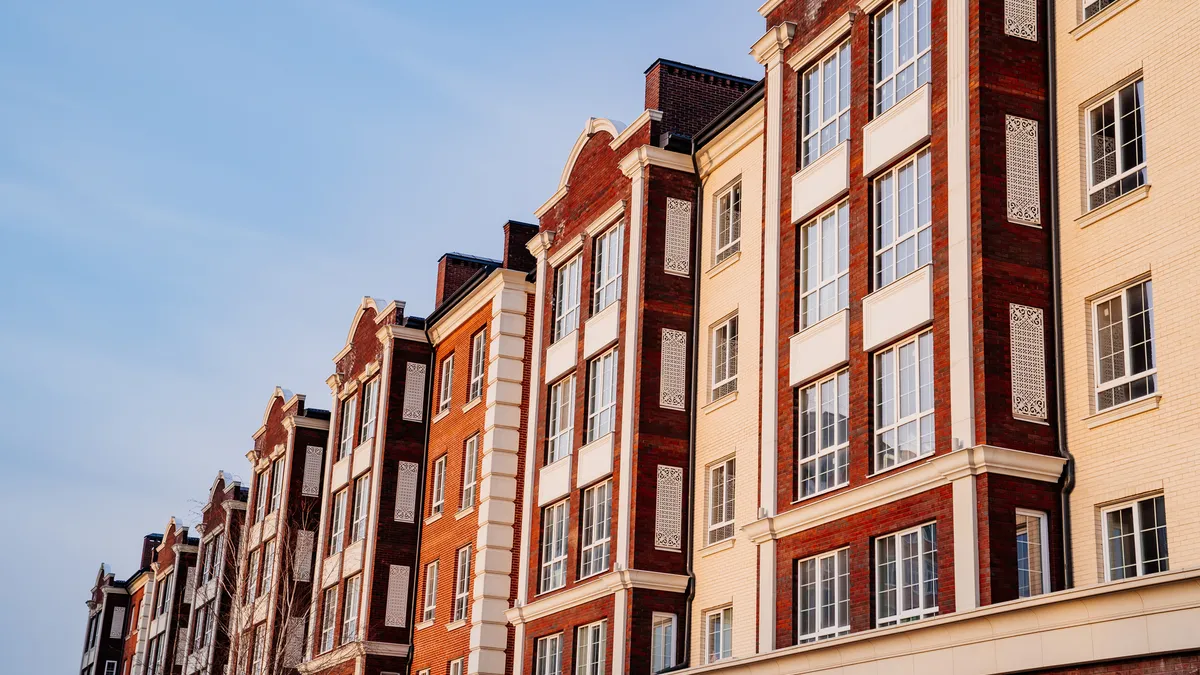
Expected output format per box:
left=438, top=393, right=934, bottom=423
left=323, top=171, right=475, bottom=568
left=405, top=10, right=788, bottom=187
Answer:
left=583, top=301, right=620, bottom=360
left=862, top=265, right=933, bottom=351
left=576, top=433, right=614, bottom=488
left=791, top=141, right=849, bottom=224
left=506, top=568, right=690, bottom=626
left=862, top=84, right=931, bottom=177
left=537, top=456, right=571, bottom=507
left=543, top=330, right=578, bottom=383
left=790, top=309, right=849, bottom=387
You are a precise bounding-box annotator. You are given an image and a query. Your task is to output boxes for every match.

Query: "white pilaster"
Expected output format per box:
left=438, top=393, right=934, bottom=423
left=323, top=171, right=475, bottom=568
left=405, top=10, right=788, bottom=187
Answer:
left=947, top=0, right=975, bottom=449
left=952, top=473, right=980, bottom=611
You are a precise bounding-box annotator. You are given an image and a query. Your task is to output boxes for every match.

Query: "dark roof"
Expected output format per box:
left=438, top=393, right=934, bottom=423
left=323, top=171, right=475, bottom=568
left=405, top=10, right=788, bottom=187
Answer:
left=693, top=78, right=766, bottom=150
left=425, top=265, right=496, bottom=327
left=644, top=58, right=758, bottom=87
left=303, top=407, right=331, bottom=420
left=438, top=251, right=502, bottom=266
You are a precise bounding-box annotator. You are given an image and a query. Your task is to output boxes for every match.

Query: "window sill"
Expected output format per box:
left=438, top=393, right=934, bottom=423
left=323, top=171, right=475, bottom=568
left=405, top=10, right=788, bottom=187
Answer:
left=446, top=619, right=467, bottom=632
left=432, top=408, right=450, bottom=424
left=1076, top=184, right=1150, bottom=229
left=707, top=250, right=741, bottom=279
left=867, top=450, right=935, bottom=480
left=702, top=391, right=738, bottom=414
left=455, top=506, right=475, bottom=521
left=700, top=538, right=736, bottom=558
left=415, top=619, right=433, bottom=630
left=461, top=398, right=482, bottom=414
left=791, top=480, right=850, bottom=506
left=1084, top=394, right=1160, bottom=429
left=1070, top=0, right=1140, bottom=39
left=424, top=512, right=443, bottom=526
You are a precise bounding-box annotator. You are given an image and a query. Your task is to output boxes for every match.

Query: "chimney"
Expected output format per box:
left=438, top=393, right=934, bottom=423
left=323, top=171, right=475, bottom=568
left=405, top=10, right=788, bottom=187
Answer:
left=435, top=253, right=496, bottom=308
left=644, top=59, right=757, bottom=142
left=502, top=221, right=539, bottom=273
left=140, top=534, right=162, bottom=570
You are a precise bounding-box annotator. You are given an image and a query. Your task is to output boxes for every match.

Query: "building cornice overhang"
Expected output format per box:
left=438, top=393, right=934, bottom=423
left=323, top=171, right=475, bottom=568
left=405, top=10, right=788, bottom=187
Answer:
left=608, top=109, right=663, bottom=151
left=751, top=22, right=797, bottom=65
left=375, top=323, right=429, bottom=346
left=618, top=145, right=695, bottom=178
left=505, top=569, right=689, bottom=626
left=333, top=297, right=403, bottom=364
left=757, top=0, right=785, bottom=17
left=295, top=641, right=410, bottom=673
left=743, top=445, right=1066, bottom=544
left=525, top=231, right=555, bottom=258
left=695, top=99, right=766, bottom=178
left=428, top=268, right=533, bottom=344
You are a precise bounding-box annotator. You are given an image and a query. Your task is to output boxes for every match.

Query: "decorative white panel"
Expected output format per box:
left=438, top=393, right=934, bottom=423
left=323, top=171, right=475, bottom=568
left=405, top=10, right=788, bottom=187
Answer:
left=664, top=198, right=692, bottom=276
left=293, top=530, right=315, bottom=582
left=402, top=363, right=426, bottom=422
left=1004, top=0, right=1037, bottom=41
left=282, top=617, right=305, bottom=667
left=1006, top=115, right=1041, bottom=225
left=181, top=567, right=194, bottom=605
left=385, top=565, right=410, bottom=628
left=1010, top=304, right=1047, bottom=421
left=659, top=329, right=687, bottom=410
left=655, top=465, right=684, bottom=551
left=301, top=446, right=323, bottom=497
left=395, top=461, right=419, bottom=523
left=109, top=607, right=125, bottom=639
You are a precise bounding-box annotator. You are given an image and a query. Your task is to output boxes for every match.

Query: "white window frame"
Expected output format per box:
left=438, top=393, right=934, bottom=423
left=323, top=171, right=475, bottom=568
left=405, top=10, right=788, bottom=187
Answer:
left=329, top=489, right=347, bottom=554
left=157, top=571, right=173, bottom=615
left=1092, top=279, right=1155, bottom=411
left=797, top=548, right=850, bottom=642
left=341, top=575, right=361, bottom=644
left=1085, top=79, right=1147, bottom=210
left=338, top=396, right=357, bottom=460
left=706, top=458, right=736, bottom=546
left=431, top=456, right=446, bottom=516
left=651, top=613, right=676, bottom=673
left=260, top=540, right=275, bottom=595
left=580, top=481, right=612, bottom=579
left=1016, top=509, right=1050, bottom=598
left=251, top=624, right=266, bottom=675
left=553, top=256, right=582, bottom=342
left=360, top=379, right=379, bottom=442
left=254, top=470, right=268, bottom=522
left=245, top=550, right=258, bottom=603
left=547, top=377, right=575, bottom=464
left=873, top=148, right=932, bottom=289
left=710, top=316, right=738, bottom=401
left=575, top=621, right=606, bottom=675
left=1102, top=495, right=1169, bottom=582
left=438, top=355, right=455, bottom=414
left=1083, top=0, right=1118, bottom=20
left=269, top=459, right=284, bottom=514
left=714, top=182, right=742, bottom=264
left=800, top=200, right=850, bottom=329
left=705, top=606, right=733, bottom=663
left=535, top=633, right=563, bottom=675
left=798, top=370, right=850, bottom=499
left=449, top=659, right=464, bottom=675
left=592, top=225, right=623, bottom=313
left=320, top=587, right=337, bottom=653
left=461, top=435, right=478, bottom=510
left=453, top=545, right=471, bottom=622
left=539, top=500, right=569, bottom=593
left=351, top=474, right=370, bottom=543
left=873, top=0, right=931, bottom=115
left=469, top=328, right=487, bottom=402
left=103, top=662, right=117, bottom=675
left=873, top=330, right=934, bottom=472
left=875, top=522, right=938, bottom=626
left=421, top=561, right=438, bottom=622
left=586, top=349, right=618, bottom=443
left=801, top=41, right=851, bottom=167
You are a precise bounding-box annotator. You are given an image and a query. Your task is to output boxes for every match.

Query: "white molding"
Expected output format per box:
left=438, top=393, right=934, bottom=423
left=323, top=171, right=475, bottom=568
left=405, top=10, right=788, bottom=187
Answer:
left=428, top=269, right=533, bottom=344
left=789, top=309, right=849, bottom=387
left=376, top=324, right=429, bottom=345
left=947, top=0, right=975, bottom=454
left=695, top=101, right=766, bottom=178
left=751, top=22, right=796, bottom=64
left=584, top=200, right=627, bottom=237
left=536, top=118, right=627, bottom=218
left=791, top=141, right=850, bottom=224
left=334, top=297, right=402, bottom=363
left=582, top=301, right=620, bottom=360
left=546, top=234, right=585, bottom=268
left=1070, top=0, right=1140, bottom=38
left=618, top=145, right=694, bottom=177
left=861, top=264, right=934, bottom=351
left=786, top=11, right=856, bottom=71
left=608, top=110, right=662, bottom=150
left=506, top=569, right=689, bottom=626
left=1083, top=394, right=1160, bottom=429
left=1075, top=183, right=1150, bottom=229
left=862, top=85, right=932, bottom=177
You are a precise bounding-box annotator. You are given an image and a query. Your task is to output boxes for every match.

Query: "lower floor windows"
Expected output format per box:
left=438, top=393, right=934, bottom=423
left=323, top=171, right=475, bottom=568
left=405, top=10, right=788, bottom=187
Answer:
left=876, top=522, right=938, bottom=627
left=319, top=587, right=337, bottom=653
left=1016, top=510, right=1049, bottom=597
left=651, top=613, right=676, bottom=673
left=873, top=331, right=934, bottom=472
left=576, top=621, right=606, bottom=675
left=540, top=501, right=569, bottom=593
left=1104, top=495, right=1168, bottom=581
left=798, top=548, right=850, bottom=642
left=705, top=606, right=733, bottom=663
left=798, top=370, right=849, bottom=499
left=580, top=481, right=612, bottom=579
left=535, top=633, right=563, bottom=675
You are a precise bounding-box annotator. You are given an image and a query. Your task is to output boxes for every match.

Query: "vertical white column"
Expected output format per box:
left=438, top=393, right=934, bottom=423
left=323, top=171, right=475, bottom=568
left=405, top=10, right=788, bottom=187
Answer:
left=952, top=471, right=980, bottom=612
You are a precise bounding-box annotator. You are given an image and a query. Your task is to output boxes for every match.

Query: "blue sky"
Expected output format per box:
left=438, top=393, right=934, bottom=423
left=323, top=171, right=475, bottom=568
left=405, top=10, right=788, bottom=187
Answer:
left=0, top=1, right=762, bottom=669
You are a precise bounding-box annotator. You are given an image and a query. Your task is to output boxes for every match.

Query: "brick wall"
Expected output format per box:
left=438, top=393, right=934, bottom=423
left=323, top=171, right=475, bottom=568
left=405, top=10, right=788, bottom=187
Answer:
left=645, top=60, right=756, bottom=140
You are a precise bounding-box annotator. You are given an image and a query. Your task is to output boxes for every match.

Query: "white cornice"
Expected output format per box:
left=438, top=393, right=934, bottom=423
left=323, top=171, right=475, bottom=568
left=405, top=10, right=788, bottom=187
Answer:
left=506, top=568, right=689, bottom=626
left=608, top=109, right=663, bottom=151
left=743, top=445, right=1066, bottom=544
left=291, top=415, right=330, bottom=431
left=547, top=233, right=586, bottom=268
left=428, top=268, right=533, bottom=344
left=696, top=100, right=765, bottom=178
left=584, top=200, right=627, bottom=237
left=758, top=0, right=786, bottom=17
left=534, top=186, right=569, bottom=220
left=751, top=22, right=796, bottom=65
left=536, top=117, right=627, bottom=219
left=526, top=231, right=555, bottom=258
left=376, top=324, right=429, bottom=345
left=786, top=11, right=858, bottom=71
left=618, top=145, right=694, bottom=178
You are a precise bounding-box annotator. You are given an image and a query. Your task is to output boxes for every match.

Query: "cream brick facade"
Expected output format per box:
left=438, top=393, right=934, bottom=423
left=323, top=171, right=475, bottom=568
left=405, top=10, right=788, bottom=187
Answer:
left=1055, top=0, right=1200, bottom=584
left=690, top=99, right=765, bottom=666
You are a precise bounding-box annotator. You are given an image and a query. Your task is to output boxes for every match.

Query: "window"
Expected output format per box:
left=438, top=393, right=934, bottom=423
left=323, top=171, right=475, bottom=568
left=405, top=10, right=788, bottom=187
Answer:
left=876, top=522, right=938, bottom=626
left=450, top=659, right=464, bottom=675
left=797, top=549, right=850, bottom=642
left=593, top=226, right=623, bottom=313
left=157, top=572, right=172, bottom=616
left=802, top=41, right=851, bottom=167
left=1087, top=80, right=1146, bottom=210
left=254, top=471, right=268, bottom=522
left=874, top=148, right=931, bottom=289
left=329, top=489, right=348, bottom=554
left=431, top=456, right=447, bottom=516
left=1092, top=279, right=1155, bottom=411
left=422, top=561, right=438, bottom=622
left=540, top=500, right=569, bottom=593
left=535, top=633, right=563, bottom=675
left=711, top=316, right=738, bottom=400
left=460, top=436, right=479, bottom=510
left=146, top=637, right=161, bottom=675
left=705, top=607, right=733, bottom=663
left=547, top=377, right=575, bottom=464
left=192, top=605, right=209, bottom=650
left=874, top=330, right=934, bottom=472
left=342, top=575, right=361, bottom=644
left=360, top=379, right=379, bottom=442
left=269, top=459, right=284, bottom=514
left=1016, top=510, right=1049, bottom=598
left=799, top=370, right=850, bottom=499
left=707, top=459, right=736, bottom=545
left=245, top=550, right=259, bottom=602
left=453, top=545, right=471, bottom=622
left=338, top=396, right=357, bottom=460
left=251, top=624, right=266, bottom=675
left=103, top=662, right=117, bottom=675
left=801, top=201, right=849, bottom=329
left=469, top=329, right=487, bottom=402
left=651, top=614, right=676, bottom=673
left=576, top=621, right=606, bottom=675
left=1084, top=0, right=1119, bottom=22
left=438, top=355, right=455, bottom=414
left=201, top=534, right=222, bottom=584
left=874, top=0, right=931, bottom=115
left=586, top=349, right=618, bottom=443
left=1103, top=495, right=1168, bottom=581
left=351, top=475, right=370, bottom=543
left=553, top=256, right=582, bottom=342
left=261, top=540, right=275, bottom=594
left=580, top=481, right=612, bottom=578
left=320, top=587, right=337, bottom=653
left=715, top=183, right=742, bottom=263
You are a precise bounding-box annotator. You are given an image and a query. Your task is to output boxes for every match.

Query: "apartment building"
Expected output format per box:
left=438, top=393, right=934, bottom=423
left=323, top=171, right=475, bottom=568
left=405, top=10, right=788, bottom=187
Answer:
left=230, top=389, right=330, bottom=674
left=410, top=225, right=537, bottom=675
left=181, top=472, right=248, bottom=675
left=302, top=298, right=431, bottom=675
left=121, top=558, right=155, bottom=675
left=80, top=564, right=132, bottom=675
left=143, top=519, right=199, bottom=675
left=504, top=60, right=754, bottom=675
left=688, top=82, right=765, bottom=667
